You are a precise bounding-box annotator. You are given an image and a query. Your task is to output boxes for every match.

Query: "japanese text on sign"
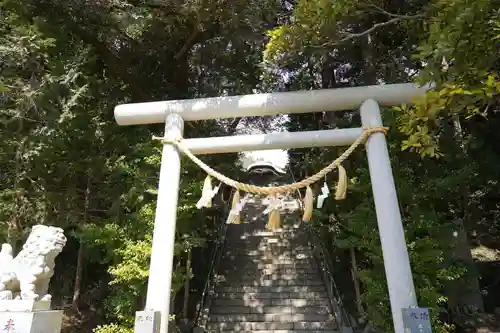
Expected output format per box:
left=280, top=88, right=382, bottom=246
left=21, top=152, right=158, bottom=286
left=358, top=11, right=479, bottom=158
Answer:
left=402, top=307, right=432, bottom=333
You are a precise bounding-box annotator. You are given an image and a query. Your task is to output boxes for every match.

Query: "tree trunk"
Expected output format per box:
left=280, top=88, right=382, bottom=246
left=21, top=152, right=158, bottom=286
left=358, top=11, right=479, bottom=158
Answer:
left=72, top=176, right=91, bottom=311
left=446, top=115, right=484, bottom=315
left=72, top=241, right=85, bottom=311
left=362, top=33, right=377, bottom=85
left=10, top=111, right=25, bottom=253
left=447, top=220, right=484, bottom=314
left=182, top=249, right=192, bottom=319
left=350, top=248, right=364, bottom=317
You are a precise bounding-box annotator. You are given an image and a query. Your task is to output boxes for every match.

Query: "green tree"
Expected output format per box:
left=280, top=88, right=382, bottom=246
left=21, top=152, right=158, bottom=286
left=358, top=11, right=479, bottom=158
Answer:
left=260, top=0, right=500, bottom=332
left=1, top=0, right=286, bottom=331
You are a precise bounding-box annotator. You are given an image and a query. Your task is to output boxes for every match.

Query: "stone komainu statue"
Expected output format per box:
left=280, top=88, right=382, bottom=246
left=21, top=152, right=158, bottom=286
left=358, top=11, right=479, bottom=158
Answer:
left=0, top=225, right=67, bottom=301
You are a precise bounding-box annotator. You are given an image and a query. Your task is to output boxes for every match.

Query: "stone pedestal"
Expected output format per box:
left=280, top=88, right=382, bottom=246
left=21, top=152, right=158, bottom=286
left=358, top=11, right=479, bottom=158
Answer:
left=0, top=300, right=62, bottom=333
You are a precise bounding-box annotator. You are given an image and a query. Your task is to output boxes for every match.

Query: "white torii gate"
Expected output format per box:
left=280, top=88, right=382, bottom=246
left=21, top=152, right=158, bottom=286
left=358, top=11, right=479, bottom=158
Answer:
left=114, top=83, right=429, bottom=333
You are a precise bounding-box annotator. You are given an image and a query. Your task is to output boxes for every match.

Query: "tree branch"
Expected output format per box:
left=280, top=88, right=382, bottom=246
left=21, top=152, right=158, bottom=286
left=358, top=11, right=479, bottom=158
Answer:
left=317, top=14, right=423, bottom=48
left=173, top=0, right=220, bottom=61
left=174, top=9, right=201, bottom=60
left=228, top=117, right=242, bottom=134
left=364, top=3, right=423, bottom=19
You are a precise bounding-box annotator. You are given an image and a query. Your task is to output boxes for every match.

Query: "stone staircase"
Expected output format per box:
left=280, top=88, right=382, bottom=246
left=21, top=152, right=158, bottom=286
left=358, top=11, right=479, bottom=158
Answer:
left=202, top=195, right=339, bottom=333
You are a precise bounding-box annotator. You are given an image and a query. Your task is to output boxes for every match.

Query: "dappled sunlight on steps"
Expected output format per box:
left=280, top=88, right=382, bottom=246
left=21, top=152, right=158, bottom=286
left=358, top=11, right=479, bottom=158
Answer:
left=200, top=195, right=339, bottom=333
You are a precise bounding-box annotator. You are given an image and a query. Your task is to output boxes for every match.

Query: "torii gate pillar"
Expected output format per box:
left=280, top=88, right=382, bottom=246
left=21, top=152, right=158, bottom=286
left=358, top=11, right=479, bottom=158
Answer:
left=144, top=114, right=184, bottom=333
left=361, top=99, right=418, bottom=333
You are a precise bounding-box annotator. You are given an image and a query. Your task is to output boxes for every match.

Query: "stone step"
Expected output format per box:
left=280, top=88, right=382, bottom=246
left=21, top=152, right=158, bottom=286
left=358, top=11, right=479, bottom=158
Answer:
left=220, top=261, right=315, bottom=269
left=213, top=298, right=330, bottom=307
left=221, top=255, right=312, bottom=261
left=217, top=278, right=324, bottom=287
left=204, top=329, right=338, bottom=333
left=208, top=313, right=334, bottom=323
left=222, top=249, right=311, bottom=255
left=204, top=330, right=338, bottom=333
left=216, top=283, right=327, bottom=293
left=230, top=237, right=306, bottom=243
left=219, top=263, right=313, bottom=271
left=226, top=242, right=307, bottom=247
left=223, top=253, right=313, bottom=259
left=219, top=270, right=319, bottom=277
left=216, top=285, right=326, bottom=293
left=224, top=247, right=308, bottom=253
left=215, top=291, right=329, bottom=300
left=210, top=305, right=331, bottom=315
left=221, top=267, right=319, bottom=275
left=221, top=264, right=317, bottom=271
left=224, top=250, right=311, bottom=256
left=222, top=257, right=314, bottom=264
left=221, top=263, right=315, bottom=272
left=230, top=234, right=306, bottom=241
left=228, top=231, right=301, bottom=235
left=205, top=320, right=337, bottom=331
left=223, top=249, right=312, bottom=256
left=219, top=271, right=321, bottom=278
left=229, top=229, right=303, bottom=235
left=229, top=228, right=303, bottom=233
left=218, top=274, right=321, bottom=281
left=229, top=228, right=303, bottom=234
left=225, top=244, right=308, bottom=250
left=226, top=239, right=306, bottom=246
left=217, top=280, right=323, bottom=288
left=227, top=240, right=305, bottom=244
left=228, top=235, right=304, bottom=241
left=218, top=275, right=322, bottom=283
left=227, top=241, right=303, bottom=247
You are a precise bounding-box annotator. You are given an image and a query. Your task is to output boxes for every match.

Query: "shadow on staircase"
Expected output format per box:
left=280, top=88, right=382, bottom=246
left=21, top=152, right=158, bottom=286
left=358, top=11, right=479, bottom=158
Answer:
left=193, top=194, right=353, bottom=333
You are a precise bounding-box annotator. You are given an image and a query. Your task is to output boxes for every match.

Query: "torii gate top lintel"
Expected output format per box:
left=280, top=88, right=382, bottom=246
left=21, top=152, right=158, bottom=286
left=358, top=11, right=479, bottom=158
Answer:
left=114, top=83, right=429, bottom=126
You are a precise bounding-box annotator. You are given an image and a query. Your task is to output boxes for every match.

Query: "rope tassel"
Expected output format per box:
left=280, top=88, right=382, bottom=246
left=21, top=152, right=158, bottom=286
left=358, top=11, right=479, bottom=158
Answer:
left=231, top=190, right=241, bottom=224
left=302, top=186, right=314, bottom=222
left=201, top=175, right=213, bottom=208
left=268, top=208, right=281, bottom=231
left=335, top=164, right=347, bottom=200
